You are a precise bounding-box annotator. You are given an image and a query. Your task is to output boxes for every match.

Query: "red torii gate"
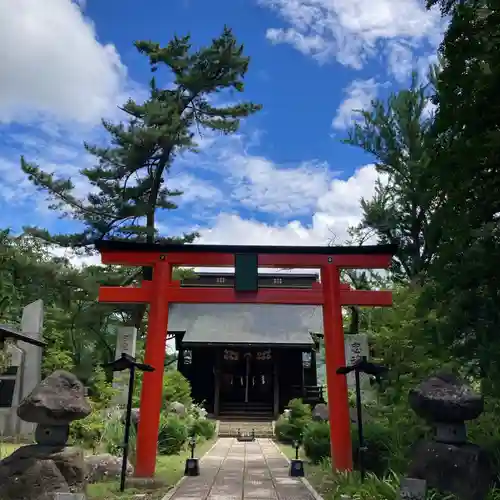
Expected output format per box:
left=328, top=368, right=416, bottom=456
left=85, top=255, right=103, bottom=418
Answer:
left=95, top=241, right=396, bottom=478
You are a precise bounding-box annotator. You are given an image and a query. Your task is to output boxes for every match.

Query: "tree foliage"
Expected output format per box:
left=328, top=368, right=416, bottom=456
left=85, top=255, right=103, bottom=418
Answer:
left=0, top=230, right=124, bottom=379
left=422, top=1, right=500, bottom=392
left=21, top=26, right=261, bottom=248
left=344, top=74, right=440, bottom=282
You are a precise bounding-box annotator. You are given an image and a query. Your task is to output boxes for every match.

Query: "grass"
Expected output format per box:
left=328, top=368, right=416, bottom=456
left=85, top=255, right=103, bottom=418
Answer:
left=86, top=438, right=215, bottom=500
left=0, top=442, right=21, bottom=459
left=276, top=442, right=378, bottom=499
left=1, top=437, right=215, bottom=500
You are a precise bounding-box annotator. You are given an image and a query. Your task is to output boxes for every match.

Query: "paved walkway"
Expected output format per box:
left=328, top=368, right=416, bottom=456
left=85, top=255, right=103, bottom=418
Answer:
left=165, top=438, right=317, bottom=500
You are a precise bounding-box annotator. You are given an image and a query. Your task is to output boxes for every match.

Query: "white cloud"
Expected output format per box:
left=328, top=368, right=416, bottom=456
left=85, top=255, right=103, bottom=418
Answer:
left=387, top=42, right=415, bottom=83
left=228, top=155, right=332, bottom=215
left=258, top=0, right=445, bottom=78
left=198, top=163, right=379, bottom=247
left=332, top=79, right=380, bottom=130
left=174, top=132, right=337, bottom=217
left=168, top=174, right=225, bottom=206
left=0, top=0, right=127, bottom=126
left=45, top=160, right=381, bottom=273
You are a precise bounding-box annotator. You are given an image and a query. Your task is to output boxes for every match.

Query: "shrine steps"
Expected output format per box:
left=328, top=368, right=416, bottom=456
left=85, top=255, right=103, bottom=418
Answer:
left=218, top=401, right=274, bottom=421
left=217, top=419, right=275, bottom=438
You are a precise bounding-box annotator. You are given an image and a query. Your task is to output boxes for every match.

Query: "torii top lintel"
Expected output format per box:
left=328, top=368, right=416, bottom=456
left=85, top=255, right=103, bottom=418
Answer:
left=95, top=240, right=397, bottom=269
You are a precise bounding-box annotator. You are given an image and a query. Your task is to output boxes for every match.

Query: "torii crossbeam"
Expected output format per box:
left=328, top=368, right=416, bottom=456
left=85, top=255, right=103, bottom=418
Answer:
left=95, top=241, right=396, bottom=478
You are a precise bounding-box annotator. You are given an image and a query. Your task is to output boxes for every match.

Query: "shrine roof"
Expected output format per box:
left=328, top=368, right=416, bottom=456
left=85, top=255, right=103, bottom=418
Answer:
left=0, top=324, right=46, bottom=348
left=168, top=303, right=322, bottom=348
left=95, top=240, right=397, bottom=256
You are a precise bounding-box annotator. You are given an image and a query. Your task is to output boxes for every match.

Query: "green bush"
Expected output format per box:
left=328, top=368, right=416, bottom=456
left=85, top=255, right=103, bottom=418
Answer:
left=158, top=413, right=188, bottom=455
left=289, top=398, right=312, bottom=420
left=351, top=421, right=393, bottom=476
left=303, top=420, right=331, bottom=464
left=101, top=412, right=129, bottom=456
left=275, top=398, right=312, bottom=444
left=469, top=398, right=500, bottom=486
left=348, top=403, right=430, bottom=477
left=311, top=461, right=401, bottom=500
left=70, top=405, right=105, bottom=451
left=189, top=418, right=216, bottom=440
left=163, top=371, right=192, bottom=408
left=275, top=416, right=296, bottom=443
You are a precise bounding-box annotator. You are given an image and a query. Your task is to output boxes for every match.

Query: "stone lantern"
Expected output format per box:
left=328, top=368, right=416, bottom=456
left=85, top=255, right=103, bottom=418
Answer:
left=408, top=372, right=491, bottom=500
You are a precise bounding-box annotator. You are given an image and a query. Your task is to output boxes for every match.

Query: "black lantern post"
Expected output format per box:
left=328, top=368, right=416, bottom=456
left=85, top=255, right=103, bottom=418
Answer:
left=102, top=353, right=154, bottom=492
left=289, top=439, right=305, bottom=477
left=336, top=356, right=388, bottom=482
left=184, top=435, right=200, bottom=476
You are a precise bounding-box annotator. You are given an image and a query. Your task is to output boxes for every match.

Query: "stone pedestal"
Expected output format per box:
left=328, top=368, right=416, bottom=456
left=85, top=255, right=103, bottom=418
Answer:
left=398, top=477, right=427, bottom=500
left=408, top=441, right=491, bottom=500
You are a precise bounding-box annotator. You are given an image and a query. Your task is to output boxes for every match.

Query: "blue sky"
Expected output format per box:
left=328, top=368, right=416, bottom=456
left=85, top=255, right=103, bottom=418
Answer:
left=0, top=0, right=445, bottom=263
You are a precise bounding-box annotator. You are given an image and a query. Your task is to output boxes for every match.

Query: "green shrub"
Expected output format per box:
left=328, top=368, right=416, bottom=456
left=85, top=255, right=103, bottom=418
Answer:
left=311, top=461, right=401, bottom=500
left=102, top=413, right=128, bottom=456
left=89, top=365, right=117, bottom=408
left=469, top=398, right=500, bottom=486
left=351, top=421, right=393, bottom=476
left=275, top=398, right=312, bottom=443
left=303, top=420, right=331, bottom=464
left=158, top=413, right=188, bottom=455
left=70, top=405, right=105, bottom=451
left=163, top=371, right=192, bottom=408
left=348, top=402, right=430, bottom=477
left=275, top=416, right=297, bottom=443
left=189, top=418, right=216, bottom=440
left=288, top=398, right=312, bottom=420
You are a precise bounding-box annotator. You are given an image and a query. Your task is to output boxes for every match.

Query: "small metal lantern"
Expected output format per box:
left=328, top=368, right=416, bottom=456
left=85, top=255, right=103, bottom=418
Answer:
left=189, top=436, right=196, bottom=458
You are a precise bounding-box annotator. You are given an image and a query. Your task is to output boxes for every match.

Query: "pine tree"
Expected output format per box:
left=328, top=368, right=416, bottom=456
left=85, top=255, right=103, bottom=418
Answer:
left=343, top=72, right=440, bottom=282
left=21, top=26, right=262, bottom=248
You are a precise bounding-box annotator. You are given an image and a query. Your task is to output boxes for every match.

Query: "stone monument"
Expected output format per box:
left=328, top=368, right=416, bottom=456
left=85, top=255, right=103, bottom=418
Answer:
left=344, top=334, right=372, bottom=394
left=0, top=299, right=44, bottom=438
left=19, top=299, right=44, bottom=435
left=112, top=326, right=137, bottom=405
left=408, top=372, right=491, bottom=500
left=0, top=370, right=91, bottom=500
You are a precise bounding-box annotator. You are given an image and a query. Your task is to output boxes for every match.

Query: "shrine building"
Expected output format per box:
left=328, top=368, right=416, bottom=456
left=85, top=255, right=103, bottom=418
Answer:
left=169, top=272, right=325, bottom=420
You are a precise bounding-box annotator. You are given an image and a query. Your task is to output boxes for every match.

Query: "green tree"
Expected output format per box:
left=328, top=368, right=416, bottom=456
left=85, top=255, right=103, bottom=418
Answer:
left=0, top=230, right=128, bottom=379
left=21, top=27, right=261, bottom=329
left=422, top=1, right=500, bottom=393
left=343, top=73, right=440, bottom=283
left=21, top=26, right=261, bottom=249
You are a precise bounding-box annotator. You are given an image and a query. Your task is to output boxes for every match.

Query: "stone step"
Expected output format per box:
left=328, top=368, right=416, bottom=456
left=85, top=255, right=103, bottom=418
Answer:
left=218, top=420, right=274, bottom=438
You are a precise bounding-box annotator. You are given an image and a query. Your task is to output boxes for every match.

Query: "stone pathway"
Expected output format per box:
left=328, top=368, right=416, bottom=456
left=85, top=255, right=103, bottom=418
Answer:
left=164, top=438, right=318, bottom=500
